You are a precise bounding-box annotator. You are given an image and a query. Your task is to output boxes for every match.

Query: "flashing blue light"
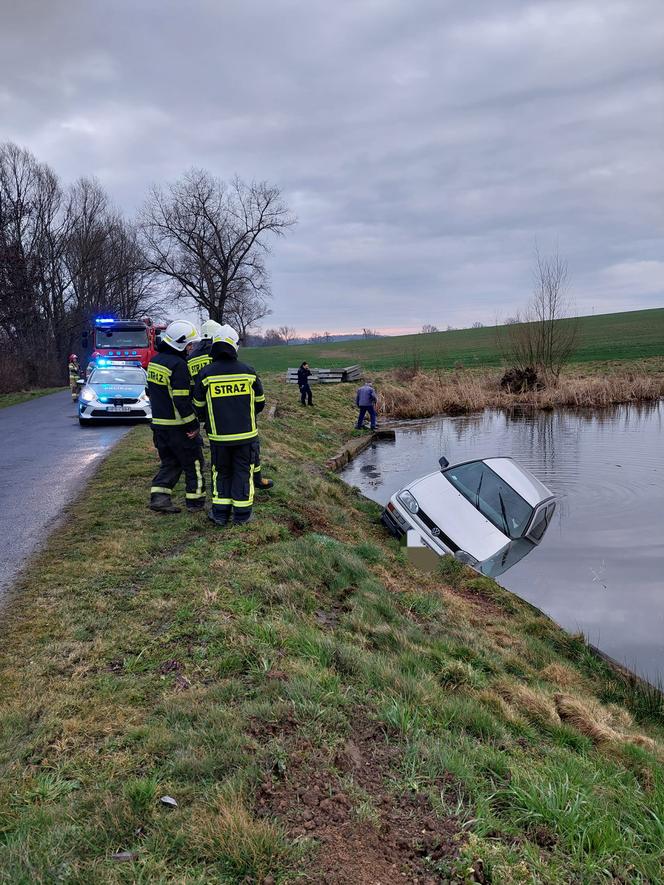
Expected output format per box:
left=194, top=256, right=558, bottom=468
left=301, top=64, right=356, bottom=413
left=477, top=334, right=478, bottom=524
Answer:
left=132, top=350, right=137, bottom=355
left=99, top=396, right=108, bottom=402
left=96, top=316, right=115, bottom=324
left=97, top=358, right=110, bottom=366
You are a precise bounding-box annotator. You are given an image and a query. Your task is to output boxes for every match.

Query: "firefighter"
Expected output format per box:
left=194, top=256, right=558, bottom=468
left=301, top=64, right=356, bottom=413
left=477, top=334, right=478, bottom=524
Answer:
left=187, top=319, right=221, bottom=382
left=68, top=354, right=81, bottom=401
left=193, top=324, right=265, bottom=526
left=146, top=320, right=206, bottom=514
left=189, top=319, right=274, bottom=492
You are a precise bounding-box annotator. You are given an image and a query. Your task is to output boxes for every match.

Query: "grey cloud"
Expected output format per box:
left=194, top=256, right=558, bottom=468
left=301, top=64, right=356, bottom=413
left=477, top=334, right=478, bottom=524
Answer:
left=1, top=0, right=662, bottom=332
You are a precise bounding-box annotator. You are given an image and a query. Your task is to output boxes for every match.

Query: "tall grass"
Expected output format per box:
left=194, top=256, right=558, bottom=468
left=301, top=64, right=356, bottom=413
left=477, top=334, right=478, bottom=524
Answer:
left=379, top=367, right=664, bottom=419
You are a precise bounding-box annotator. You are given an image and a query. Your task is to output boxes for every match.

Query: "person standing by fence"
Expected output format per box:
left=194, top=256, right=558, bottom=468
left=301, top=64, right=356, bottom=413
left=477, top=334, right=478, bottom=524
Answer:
left=297, top=361, right=313, bottom=406
left=355, top=380, right=377, bottom=431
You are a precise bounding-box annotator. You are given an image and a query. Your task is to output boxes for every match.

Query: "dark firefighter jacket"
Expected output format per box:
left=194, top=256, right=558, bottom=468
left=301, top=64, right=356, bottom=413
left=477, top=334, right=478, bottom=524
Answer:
left=193, top=344, right=265, bottom=444
left=147, top=344, right=198, bottom=428
left=187, top=340, right=213, bottom=382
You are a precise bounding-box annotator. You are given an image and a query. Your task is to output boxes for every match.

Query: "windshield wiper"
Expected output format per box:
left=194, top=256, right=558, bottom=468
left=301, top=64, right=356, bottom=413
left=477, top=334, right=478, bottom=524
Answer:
left=498, top=491, right=510, bottom=536
left=475, top=472, right=484, bottom=508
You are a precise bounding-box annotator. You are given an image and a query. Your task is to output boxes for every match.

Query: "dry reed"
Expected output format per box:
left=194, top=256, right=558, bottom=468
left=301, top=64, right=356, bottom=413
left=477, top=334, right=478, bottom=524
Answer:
left=378, top=367, right=664, bottom=420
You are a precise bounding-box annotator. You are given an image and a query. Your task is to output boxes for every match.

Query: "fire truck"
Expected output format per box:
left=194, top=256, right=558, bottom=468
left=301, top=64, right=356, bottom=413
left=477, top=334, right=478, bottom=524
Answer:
left=84, top=316, right=167, bottom=371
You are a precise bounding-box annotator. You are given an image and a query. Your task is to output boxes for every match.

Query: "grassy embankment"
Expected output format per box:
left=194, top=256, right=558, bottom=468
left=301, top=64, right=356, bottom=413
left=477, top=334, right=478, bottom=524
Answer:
left=244, top=307, right=664, bottom=374
left=1, top=380, right=663, bottom=883
left=0, top=387, right=66, bottom=409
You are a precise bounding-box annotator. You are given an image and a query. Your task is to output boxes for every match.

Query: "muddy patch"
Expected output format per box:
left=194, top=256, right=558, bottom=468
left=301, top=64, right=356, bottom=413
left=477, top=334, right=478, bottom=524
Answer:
left=255, top=718, right=459, bottom=883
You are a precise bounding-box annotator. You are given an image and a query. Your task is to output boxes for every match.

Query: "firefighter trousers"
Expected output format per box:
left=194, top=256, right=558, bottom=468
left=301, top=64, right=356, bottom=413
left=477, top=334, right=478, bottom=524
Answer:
left=151, top=427, right=206, bottom=506
left=210, top=440, right=256, bottom=524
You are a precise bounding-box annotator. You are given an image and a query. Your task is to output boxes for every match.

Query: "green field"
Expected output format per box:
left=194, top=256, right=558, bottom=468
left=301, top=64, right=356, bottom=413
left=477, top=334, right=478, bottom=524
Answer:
left=243, top=307, right=664, bottom=374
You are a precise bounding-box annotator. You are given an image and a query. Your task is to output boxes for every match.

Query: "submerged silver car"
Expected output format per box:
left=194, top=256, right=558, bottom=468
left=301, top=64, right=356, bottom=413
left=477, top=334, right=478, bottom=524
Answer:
left=381, top=456, right=556, bottom=578
left=78, top=363, right=151, bottom=425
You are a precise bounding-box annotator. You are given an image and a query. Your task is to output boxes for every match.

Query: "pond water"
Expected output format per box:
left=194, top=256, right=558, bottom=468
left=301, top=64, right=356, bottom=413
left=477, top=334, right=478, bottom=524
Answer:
left=341, top=402, right=664, bottom=683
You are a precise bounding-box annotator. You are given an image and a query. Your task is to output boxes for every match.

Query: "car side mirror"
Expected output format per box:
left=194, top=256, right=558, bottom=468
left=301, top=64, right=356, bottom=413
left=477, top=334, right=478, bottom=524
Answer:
left=438, top=456, right=449, bottom=469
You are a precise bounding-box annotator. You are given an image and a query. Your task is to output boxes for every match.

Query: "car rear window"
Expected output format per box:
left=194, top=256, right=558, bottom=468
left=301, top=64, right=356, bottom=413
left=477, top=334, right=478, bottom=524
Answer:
left=444, top=460, right=533, bottom=539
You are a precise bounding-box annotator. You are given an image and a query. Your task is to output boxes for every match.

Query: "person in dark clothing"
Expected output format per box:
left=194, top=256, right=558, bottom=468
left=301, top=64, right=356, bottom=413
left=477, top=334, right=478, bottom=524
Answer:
left=193, top=324, right=265, bottom=526
left=297, top=361, right=313, bottom=405
left=355, top=381, right=378, bottom=430
left=146, top=320, right=206, bottom=514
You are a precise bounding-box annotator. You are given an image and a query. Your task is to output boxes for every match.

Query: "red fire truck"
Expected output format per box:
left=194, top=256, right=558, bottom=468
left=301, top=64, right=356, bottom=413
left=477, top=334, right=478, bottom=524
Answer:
left=85, top=316, right=167, bottom=371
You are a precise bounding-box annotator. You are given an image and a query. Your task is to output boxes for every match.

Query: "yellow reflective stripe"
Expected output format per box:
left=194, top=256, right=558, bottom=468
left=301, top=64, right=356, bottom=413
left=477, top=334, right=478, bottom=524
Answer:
left=147, top=363, right=172, bottom=376
left=207, top=388, right=219, bottom=438
left=212, top=497, right=232, bottom=505
left=207, top=429, right=258, bottom=442
left=203, top=374, right=256, bottom=383
left=255, top=395, right=265, bottom=403
left=151, top=486, right=173, bottom=494
left=212, top=465, right=218, bottom=500
left=193, top=398, right=206, bottom=408
left=195, top=458, right=203, bottom=497
left=152, top=416, right=195, bottom=426
left=232, top=464, right=255, bottom=508
left=171, top=388, right=190, bottom=396
left=186, top=491, right=205, bottom=499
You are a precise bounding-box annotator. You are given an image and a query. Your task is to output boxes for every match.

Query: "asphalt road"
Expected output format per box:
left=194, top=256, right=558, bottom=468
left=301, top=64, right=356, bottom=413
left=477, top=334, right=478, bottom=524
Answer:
left=0, top=391, right=135, bottom=596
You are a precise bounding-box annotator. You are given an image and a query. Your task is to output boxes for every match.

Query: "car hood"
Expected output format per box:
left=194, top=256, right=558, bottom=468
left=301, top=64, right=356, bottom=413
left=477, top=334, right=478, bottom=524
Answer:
left=408, top=471, right=510, bottom=563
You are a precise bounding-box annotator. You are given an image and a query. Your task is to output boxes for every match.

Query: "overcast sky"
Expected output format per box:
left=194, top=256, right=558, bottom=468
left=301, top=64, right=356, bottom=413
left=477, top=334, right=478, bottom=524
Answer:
left=2, top=0, right=663, bottom=334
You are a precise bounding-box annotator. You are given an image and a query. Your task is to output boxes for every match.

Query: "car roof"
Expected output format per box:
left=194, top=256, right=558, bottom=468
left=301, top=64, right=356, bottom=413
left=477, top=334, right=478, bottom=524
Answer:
left=482, top=457, right=553, bottom=506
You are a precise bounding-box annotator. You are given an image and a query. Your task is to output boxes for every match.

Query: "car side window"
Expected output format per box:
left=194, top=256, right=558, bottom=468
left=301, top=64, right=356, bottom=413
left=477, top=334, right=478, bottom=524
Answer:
left=527, top=501, right=556, bottom=542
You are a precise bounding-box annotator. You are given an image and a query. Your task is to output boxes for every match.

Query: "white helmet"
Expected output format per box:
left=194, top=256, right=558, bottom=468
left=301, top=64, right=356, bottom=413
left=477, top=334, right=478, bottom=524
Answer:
left=200, top=319, right=224, bottom=340
left=212, top=324, right=240, bottom=351
left=161, top=320, right=201, bottom=351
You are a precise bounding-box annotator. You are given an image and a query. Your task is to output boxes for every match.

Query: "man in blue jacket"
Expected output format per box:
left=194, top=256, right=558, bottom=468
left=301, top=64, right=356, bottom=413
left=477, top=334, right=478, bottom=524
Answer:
left=355, top=381, right=377, bottom=431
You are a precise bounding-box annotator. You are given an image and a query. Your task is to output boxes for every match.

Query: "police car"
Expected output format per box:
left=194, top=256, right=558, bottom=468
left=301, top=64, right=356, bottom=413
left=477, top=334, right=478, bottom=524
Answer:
left=78, top=362, right=151, bottom=425
left=382, top=455, right=556, bottom=578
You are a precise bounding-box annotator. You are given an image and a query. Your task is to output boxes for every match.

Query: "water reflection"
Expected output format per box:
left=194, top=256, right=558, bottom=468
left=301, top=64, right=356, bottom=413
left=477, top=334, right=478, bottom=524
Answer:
left=341, top=402, right=664, bottom=682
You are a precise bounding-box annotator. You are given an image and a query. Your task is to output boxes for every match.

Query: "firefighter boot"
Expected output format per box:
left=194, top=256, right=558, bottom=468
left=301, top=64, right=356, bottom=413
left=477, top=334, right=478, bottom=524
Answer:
left=149, top=493, right=181, bottom=514
left=186, top=500, right=206, bottom=513
left=256, top=477, right=274, bottom=491
left=207, top=509, right=229, bottom=527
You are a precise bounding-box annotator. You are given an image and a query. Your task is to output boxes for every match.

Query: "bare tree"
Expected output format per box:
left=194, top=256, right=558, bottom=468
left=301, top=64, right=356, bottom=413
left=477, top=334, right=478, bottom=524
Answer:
left=278, top=325, right=297, bottom=344
left=472, top=321, right=484, bottom=329
left=141, top=169, right=295, bottom=323
left=0, top=142, right=158, bottom=390
left=225, top=285, right=272, bottom=342
left=421, top=324, right=439, bottom=333
left=322, top=331, right=332, bottom=342
left=500, top=248, right=579, bottom=384
left=263, top=327, right=285, bottom=346
left=362, top=327, right=379, bottom=338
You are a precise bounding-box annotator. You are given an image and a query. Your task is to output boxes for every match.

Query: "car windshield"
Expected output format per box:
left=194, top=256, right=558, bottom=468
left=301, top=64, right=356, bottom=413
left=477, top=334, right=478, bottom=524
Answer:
left=90, top=369, right=145, bottom=385
left=95, top=328, right=148, bottom=348
left=444, top=460, right=533, bottom=539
